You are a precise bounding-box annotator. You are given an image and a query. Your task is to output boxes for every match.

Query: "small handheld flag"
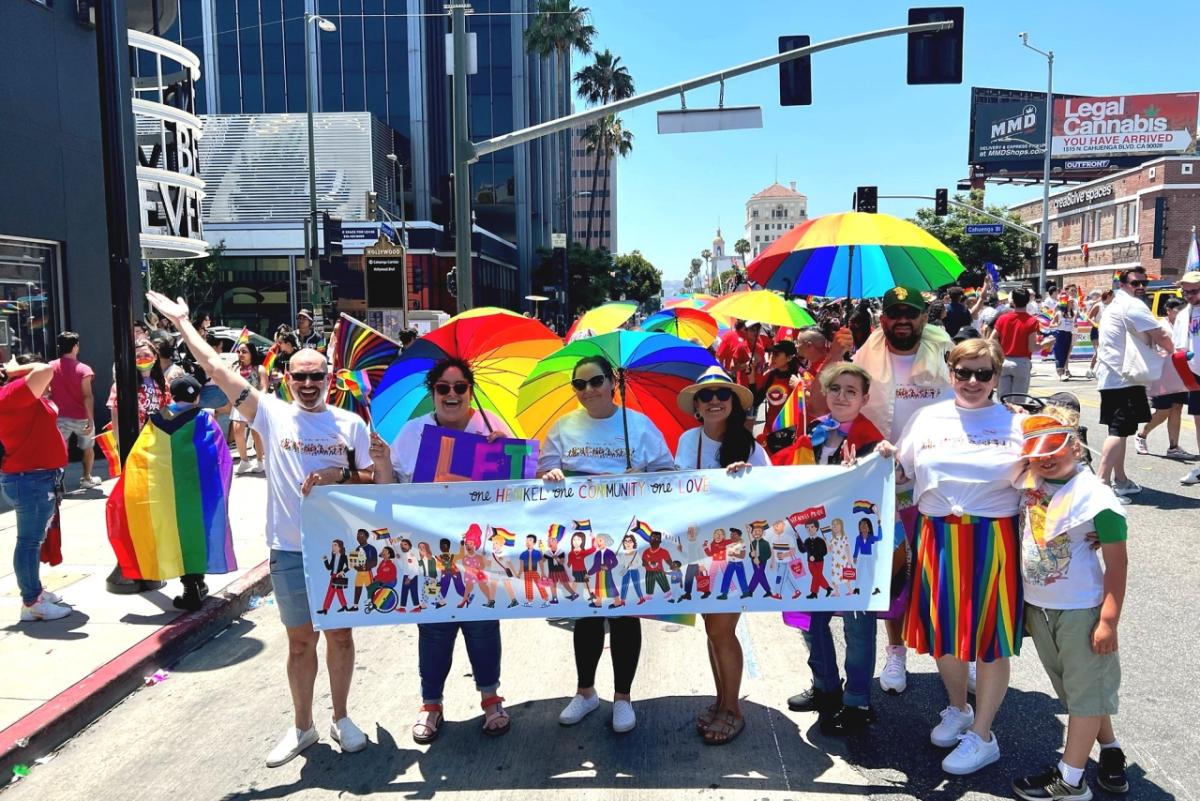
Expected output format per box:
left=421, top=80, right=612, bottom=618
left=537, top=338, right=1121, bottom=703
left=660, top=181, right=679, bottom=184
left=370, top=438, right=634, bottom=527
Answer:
left=852, top=500, right=877, bottom=515
left=771, top=384, right=806, bottom=433
left=572, top=519, right=592, bottom=533
left=984, top=262, right=1000, bottom=284
left=626, top=517, right=654, bottom=543
left=96, top=426, right=121, bottom=478
left=235, top=326, right=251, bottom=347
left=491, top=526, right=517, bottom=547
left=372, top=527, right=391, bottom=540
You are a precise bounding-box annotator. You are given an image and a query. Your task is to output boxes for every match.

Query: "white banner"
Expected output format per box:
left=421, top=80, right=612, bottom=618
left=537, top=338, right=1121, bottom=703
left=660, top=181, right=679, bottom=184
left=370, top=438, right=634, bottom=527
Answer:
left=300, top=455, right=896, bottom=629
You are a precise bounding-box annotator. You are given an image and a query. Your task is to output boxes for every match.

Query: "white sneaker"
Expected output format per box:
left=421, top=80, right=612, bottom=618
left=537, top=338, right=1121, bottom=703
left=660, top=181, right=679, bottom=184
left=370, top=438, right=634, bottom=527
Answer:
left=251, top=459, right=265, bottom=474
left=20, top=594, right=71, bottom=622
left=931, top=703, right=975, bottom=747
left=879, top=645, right=908, bottom=693
left=236, top=460, right=253, bottom=475
left=79, top=475, right=103, bottom=489
left=1166, top=446, right=1193, bottom=460
left=265, top=725, right=319, bottom=767
left=41, top=589, right=63, bottom=605
left=1134, top=435, right=1149, bottom=455
left=558, top=693, right=600, bottom=725
left=1111, top=479, right=1141, bottom=496
left=330, top=717, right=367, bottom=753
left=612, top=699, right=636, bottom=733
left=942, top=729, right=1000, bottom=775
left=967, top=661, right=977, bottom=694
left=1181, top=467, right=1200, bottom=486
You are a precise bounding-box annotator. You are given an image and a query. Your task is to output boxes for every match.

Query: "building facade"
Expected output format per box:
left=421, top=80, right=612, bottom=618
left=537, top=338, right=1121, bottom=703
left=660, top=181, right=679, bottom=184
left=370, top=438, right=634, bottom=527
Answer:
left=1010, top=156, right=1200, bottom=291
left=571, top=124, right=617, bottom=252
left=745, top=181, right=807, bottom=257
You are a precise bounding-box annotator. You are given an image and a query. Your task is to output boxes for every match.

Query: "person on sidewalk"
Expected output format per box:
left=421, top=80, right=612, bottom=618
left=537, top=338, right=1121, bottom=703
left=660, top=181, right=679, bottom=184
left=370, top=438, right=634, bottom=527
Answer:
left=146, top=290, right=372, bottom=768
left=853, top=286, right=952, bottom=695
left=1094, top=268, right=1175, bottom=497
left=989, top=287, right=1042, bottom=399
left=49, top=332, right=101, bottom=489
left=1, top=356, right=71, bottom=622
left=1171, top=271, right=1200, bottom=486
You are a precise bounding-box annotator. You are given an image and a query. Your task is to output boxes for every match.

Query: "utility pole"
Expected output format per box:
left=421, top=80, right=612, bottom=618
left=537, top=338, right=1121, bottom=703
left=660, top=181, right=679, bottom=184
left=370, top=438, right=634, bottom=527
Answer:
left=305, top=13, right=337, bottom=328
left=450, top=3, right=474, bottom=312
left=1021, top=33, right=1054, bottom=294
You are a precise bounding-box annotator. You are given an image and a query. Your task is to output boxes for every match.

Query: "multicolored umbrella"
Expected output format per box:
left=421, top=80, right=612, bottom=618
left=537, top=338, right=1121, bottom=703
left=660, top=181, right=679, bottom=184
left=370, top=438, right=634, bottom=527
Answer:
left=516, top=331, right=718, bottom=462
left=565, top=301, right=639, bottom=341
left=663, top=293, right=717, bottom=310
left=747, top=211, right=966, bottom=297
left=642, top=307, right=720, bottom=346
left=448, top=306, right=525, bottom=323
left=327, top=314, right=401, bottom=420
left=371, top=312, right=562, bottom=443
left=706, top=290, right=817, bottom=329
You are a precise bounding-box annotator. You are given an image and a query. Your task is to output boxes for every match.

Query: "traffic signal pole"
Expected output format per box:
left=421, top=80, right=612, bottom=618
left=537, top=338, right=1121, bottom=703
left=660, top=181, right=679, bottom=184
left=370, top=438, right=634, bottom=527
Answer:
left=879, top=194, right=1040, bottom=237
left=449, top=16, right=956, bottom=312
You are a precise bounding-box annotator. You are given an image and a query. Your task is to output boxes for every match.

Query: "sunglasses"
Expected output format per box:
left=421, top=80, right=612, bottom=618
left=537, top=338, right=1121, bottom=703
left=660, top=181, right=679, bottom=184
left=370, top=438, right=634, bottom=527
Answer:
left=433, top=381, right=471, bottom=396
left=1125, top=279, right=1148, bottom=288
left=289, top=371, right=327, bottom=383
left=1183, top=287, right=1200, bottom=296
left=571, top=375, right=608, bottom=391
left=952, top=367, right=996, bottom=383
left=696, top=387, right=733, bottom=403
left=883, top=306, right=922, bottom=320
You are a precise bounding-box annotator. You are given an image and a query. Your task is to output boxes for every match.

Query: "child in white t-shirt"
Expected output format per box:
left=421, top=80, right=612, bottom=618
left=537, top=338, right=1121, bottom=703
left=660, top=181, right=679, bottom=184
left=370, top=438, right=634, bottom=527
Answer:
left=1011, top=405, right=1130, bottom=800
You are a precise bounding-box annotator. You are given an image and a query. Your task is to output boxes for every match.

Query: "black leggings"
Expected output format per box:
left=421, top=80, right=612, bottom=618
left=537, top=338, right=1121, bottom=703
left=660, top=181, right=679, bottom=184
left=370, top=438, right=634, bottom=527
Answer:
left=574, top=616, right=642, bottom=695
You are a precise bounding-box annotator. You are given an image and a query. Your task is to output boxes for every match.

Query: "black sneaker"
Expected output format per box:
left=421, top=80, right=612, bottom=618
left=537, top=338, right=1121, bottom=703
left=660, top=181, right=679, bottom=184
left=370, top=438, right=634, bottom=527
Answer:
left=1097, top=747, right=1129, bottom=794
left=1012, top=765, right=1092, bottom=800
left=824, top=705, right=876, bottom=736
left=787, top=683, right=842, bottom=713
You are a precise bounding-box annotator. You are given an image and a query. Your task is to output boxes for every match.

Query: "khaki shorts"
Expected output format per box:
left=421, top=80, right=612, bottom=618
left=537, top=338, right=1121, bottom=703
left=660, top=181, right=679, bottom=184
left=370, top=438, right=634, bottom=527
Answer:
left=1026, top=604, right=1120, bottom=717
left=56, top=417, right=95, bottom=449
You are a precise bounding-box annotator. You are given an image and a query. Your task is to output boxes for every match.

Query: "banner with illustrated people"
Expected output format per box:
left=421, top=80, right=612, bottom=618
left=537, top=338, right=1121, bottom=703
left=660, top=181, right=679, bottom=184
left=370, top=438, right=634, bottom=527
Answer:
left=300, top=455, right=896, bottom=629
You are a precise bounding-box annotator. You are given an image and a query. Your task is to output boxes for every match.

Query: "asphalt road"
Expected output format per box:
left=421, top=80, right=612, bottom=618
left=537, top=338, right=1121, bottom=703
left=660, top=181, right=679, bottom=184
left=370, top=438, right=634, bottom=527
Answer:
left=5, top=364, right=1197, bottom=801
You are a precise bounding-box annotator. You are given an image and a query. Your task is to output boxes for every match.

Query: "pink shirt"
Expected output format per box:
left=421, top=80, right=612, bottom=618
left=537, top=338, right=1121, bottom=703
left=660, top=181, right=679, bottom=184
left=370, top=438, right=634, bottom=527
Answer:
left=49, top=356, right=94, bottom=420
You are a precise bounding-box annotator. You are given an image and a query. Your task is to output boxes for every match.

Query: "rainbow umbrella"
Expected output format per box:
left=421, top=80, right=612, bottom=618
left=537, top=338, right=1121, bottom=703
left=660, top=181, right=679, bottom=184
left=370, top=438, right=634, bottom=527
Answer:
left=327, top=314, right=401, bottom=420
left=663, top=293, right=718, bottom=310
left=565, top=301, right=639, bottom=341
left=517, top=331, right=717, bottom=464
left=747, top=211, right=966, bottom=297
left=448, top=306, right=525, bottom=323
left=707, top=290, right=817, bottom=329
left=642, top=307, right=720, bottom=346
left=371, top=312, right=561, bottom=443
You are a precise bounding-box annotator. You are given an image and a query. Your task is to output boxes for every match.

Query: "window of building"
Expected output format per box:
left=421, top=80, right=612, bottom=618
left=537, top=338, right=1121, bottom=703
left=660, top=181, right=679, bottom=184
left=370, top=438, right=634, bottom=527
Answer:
left=752, top=210, right=759, bottom=218
left=0, top=237, right=61, bottom=362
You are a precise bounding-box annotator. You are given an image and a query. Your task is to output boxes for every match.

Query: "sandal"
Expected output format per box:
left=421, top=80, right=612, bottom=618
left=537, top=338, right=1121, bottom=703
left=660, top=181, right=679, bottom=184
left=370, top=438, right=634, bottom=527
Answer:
left=480, top=695, right=511, bottom=737
left=412, top=703, right=443, bottom=744
left=696, top=703, right=719, bottom=734
left=703, top=711, right=745, bottom=746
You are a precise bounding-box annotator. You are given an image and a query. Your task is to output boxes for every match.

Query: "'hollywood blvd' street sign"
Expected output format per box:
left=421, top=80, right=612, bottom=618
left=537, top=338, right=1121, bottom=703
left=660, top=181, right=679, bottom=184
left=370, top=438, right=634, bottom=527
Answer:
left=965, top=223, right=1005, bottom=236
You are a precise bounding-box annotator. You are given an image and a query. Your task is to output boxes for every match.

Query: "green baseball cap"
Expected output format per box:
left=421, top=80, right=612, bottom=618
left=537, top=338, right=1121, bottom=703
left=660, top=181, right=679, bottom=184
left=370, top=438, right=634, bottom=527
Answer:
left=881, top=286, right=928, bottom=313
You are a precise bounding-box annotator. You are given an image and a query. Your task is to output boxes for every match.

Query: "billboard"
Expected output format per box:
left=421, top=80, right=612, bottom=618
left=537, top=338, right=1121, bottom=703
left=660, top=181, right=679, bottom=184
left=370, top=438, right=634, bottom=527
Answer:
left=968, top=87, right=1199, bottom=181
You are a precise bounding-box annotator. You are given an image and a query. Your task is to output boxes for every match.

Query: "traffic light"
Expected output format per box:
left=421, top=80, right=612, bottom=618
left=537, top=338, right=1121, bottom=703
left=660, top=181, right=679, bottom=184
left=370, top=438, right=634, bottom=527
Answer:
left=935, top=188, right=949, bottom=215
left=1152, top=196, right=1168, bottom=258
left=365, top=190, right=379, bottom=220
left=778, top=35, right=812, bottom=106
left=854, top=186, right=878, bottom=214
left=1043, top=243, right=1058, bottom=271
left=322, top=212, right=343, bottom=258
left=907, top=7, right=964, bottom=85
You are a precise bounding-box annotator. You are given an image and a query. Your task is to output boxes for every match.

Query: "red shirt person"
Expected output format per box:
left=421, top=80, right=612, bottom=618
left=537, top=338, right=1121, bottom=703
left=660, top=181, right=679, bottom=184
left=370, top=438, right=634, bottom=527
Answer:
left=989, top=287, right=1043, bottom=398
left=49, top=331, right=101, bottom=488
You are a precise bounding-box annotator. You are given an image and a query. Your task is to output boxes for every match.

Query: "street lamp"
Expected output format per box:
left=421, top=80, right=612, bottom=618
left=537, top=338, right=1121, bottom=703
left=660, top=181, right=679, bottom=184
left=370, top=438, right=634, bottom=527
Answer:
left=304, top=13, right=336, bottom=329
left=1020, top=32, right=1054, bottom=294
left=554, top=190, right=591, bottom=324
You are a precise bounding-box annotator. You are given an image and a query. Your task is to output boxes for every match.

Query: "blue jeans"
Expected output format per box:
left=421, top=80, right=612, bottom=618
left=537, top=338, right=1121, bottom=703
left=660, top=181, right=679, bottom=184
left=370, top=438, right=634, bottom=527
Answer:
left=801, top=611, right=877, bottom=707
left=1, top=470, right=59, bottom=605
left=418, top=620, right=501, bottom=703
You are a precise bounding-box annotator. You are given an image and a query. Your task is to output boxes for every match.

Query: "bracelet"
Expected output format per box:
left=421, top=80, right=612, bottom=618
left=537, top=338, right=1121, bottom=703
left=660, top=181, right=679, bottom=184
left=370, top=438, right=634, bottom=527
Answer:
left=233, top=387, right=251, bottom=408
left=336, top=467, right=352, bottom=484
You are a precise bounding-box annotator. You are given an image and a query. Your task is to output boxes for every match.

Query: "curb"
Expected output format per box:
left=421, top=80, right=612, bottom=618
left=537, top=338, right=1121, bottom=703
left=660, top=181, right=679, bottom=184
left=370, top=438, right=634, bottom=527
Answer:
left=0, top=560, right=272, bottom=776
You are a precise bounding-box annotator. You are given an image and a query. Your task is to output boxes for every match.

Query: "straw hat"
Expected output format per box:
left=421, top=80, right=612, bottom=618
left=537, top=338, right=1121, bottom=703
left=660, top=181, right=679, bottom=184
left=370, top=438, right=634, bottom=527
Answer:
left=677, top=366, right=754, bottom=412
left=1021, top=413, right=1076, bottom=458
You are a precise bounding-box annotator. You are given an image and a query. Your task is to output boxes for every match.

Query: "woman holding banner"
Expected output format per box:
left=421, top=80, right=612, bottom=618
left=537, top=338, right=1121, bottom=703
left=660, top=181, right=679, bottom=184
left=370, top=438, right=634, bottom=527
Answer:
left=674, top=366, right=769, bottom=745
left=538, top=355, right=675, bottom=735
left=370, top=357, right=512, bottom=744
left=884, top=338, right=1025, bottom=776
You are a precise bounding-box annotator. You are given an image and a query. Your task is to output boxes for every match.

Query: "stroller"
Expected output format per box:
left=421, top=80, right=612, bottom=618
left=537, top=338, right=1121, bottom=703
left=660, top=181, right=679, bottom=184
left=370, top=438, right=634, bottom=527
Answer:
left=1000, top=391, right=1092, bottom=470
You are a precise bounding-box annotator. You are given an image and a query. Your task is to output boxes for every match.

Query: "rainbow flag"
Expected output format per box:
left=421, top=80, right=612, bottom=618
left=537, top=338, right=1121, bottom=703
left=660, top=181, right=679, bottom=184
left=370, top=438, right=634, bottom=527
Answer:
left=328, top=313, right=401, bottom=421
left=105, top=408, right=234, bottom=581
left=491, top=526, right=517, bottom=547
left=853, top=500, right=877, bottom=515
left=96, top=426, right=121, bottom=477
left=372, top=527, right=391, bottom=540
left=235, top=327, right=251, bottom=347
left=771, top=384, right=806, bottom=432
left=626, top=517, right=654, bottom=543
left=262, top=345, right=294, bottom=402
left=547, top=523, right=567, bottom=542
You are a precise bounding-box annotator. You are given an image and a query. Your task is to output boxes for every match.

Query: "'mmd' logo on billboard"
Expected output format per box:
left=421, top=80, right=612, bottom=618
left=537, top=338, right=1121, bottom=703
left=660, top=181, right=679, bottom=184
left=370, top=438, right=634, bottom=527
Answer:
left=990, top=104, right=1039, bottom=142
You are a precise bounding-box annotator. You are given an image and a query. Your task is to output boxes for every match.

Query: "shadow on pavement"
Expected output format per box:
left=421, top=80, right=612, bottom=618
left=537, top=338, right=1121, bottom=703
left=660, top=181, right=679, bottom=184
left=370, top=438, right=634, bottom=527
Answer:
left=169, top=618, right=266, bottom=672
left=1124, top=484, right=1199, bottom=511
left=216, top=697, right=886, bottom=800
left=3, top=609, right=90, bottom=641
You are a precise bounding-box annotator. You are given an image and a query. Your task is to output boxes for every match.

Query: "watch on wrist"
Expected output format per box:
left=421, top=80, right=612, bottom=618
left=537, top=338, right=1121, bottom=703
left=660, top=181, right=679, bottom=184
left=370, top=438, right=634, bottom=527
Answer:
left=336, top=467, right=352, bottom=484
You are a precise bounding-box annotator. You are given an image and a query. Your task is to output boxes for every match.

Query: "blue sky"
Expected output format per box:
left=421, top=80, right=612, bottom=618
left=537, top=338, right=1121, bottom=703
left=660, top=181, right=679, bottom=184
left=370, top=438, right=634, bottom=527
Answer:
left=580, top=0, right=1195, bottom=282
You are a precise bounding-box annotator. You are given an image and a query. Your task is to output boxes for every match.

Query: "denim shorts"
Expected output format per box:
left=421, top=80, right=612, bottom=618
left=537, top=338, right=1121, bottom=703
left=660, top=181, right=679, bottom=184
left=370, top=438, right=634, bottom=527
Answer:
left=199, top=383, right=228, bottom=409
left=269, top=549, right=312, bottom=628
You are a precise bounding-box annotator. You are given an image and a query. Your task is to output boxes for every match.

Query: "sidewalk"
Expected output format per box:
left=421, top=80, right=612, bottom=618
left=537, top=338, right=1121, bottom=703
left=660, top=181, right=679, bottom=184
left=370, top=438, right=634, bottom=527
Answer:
left=0, top=457, right=270, bottom=768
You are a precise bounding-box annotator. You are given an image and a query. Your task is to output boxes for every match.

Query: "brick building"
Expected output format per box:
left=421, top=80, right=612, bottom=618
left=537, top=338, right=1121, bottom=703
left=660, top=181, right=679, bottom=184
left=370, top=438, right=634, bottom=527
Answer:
left=1010, top=156, right=1200, bottom=292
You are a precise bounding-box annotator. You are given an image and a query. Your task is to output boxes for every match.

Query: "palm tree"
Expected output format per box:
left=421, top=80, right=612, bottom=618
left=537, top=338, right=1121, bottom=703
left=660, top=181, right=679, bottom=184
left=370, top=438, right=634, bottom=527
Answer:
left=734, top=238, right=751, bottom=265
left=700, top=248, right=712, bottom=289
left=689, top=258, right=702, bottom=278
left=525, top=1, right=595, bottom=243
left=589, top=114, right=632, bottom=250
left=683, top=274, right=694, bottom=291
left=575, top=50, right=634, bottom=249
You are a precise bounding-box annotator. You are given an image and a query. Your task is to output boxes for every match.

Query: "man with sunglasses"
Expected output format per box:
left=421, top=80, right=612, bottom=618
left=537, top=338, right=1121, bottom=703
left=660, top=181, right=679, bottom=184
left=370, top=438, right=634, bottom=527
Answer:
left=853, top=286, right=953, bottom=694
left=1172, top=271, right=1200, bottom=486
left=146, top=291, right=374, bottom=768
left=1095, top=268, right=1175, bottom=497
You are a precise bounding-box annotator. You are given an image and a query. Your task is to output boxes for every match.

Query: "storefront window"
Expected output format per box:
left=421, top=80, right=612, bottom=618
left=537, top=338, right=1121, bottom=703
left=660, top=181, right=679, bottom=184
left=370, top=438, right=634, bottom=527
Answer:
left=0, top=237, right=60, bottom=362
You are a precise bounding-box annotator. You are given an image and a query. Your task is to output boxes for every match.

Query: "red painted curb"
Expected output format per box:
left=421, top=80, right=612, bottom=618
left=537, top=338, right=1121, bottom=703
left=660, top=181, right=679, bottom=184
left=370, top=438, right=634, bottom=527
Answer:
left=0, top=559, right=272, bottom=772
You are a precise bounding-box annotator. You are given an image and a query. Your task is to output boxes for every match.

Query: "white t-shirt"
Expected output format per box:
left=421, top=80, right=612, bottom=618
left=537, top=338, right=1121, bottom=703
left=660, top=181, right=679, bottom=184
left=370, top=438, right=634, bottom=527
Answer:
left=1095, top=290, right=1162, bottom=390
left=1054, top=310, right=1076, bottom=332
left=1173, top=303, right=1200, bottom=374
left=897, top=399, right=1023, bottom=518
left=249, top=394, right=371, bottom=552
left=978, top=306, right=999, bottom=328
left=388, top=410, right=512, bottom=484
left=673, top=426, right=770, bottom=471
left=538, top=406, right=675, bottom=476
left=888, top=353, right=952, bottom=442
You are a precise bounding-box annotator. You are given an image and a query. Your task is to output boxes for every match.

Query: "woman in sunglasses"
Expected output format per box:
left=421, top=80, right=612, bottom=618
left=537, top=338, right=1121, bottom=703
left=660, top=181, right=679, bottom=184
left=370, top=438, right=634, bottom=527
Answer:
left=538, top=355, right=675, bottom=735
left=674, top=366, right=769, bottom=745
left=881, top=338, right=1025, bottom=776
left=369, top=356, right=511, bottom=744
